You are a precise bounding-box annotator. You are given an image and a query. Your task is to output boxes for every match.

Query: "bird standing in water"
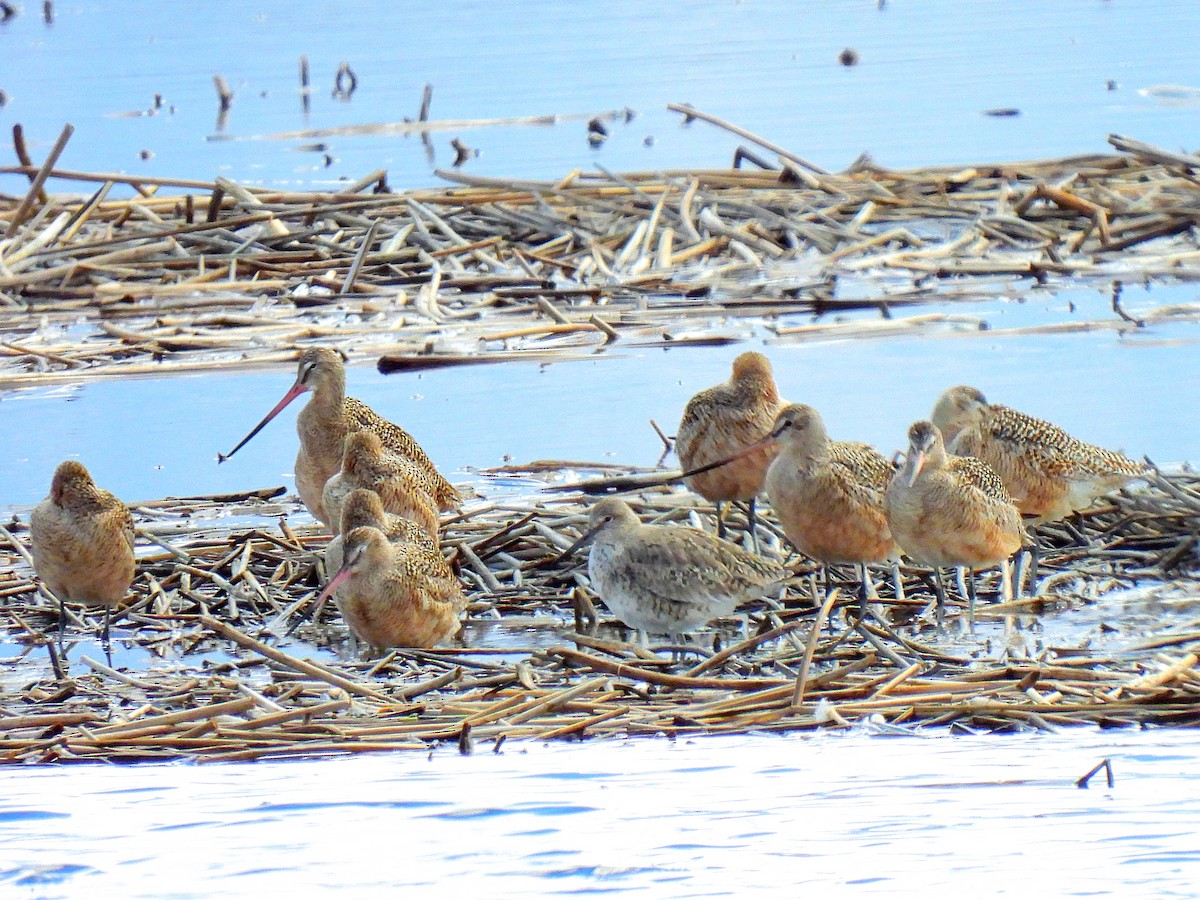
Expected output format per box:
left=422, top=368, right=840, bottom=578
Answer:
left=678, top=403, right=900, bottom=610
left=316, top=524, right=466, bottom=653
left=322, top=431, right=441, bottom=539
left=29, top=460, right=136, bottom=643
left=886, top=421, right=1024, bottom=625
left=675, top=351, right=784, bottom=549
left=218, top=348, right=459, bottom=524
left=561, top=497, right=788, bottom=641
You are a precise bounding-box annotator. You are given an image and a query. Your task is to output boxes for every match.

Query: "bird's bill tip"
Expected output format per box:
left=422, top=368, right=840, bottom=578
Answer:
left=218, top=379, right=309, bottom=462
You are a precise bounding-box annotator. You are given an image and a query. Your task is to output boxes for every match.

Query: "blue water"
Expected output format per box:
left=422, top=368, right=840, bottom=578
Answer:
left=2, top=280, right=1198, bottom=510
left=3, top=729, right=1200, bottom=896
left=1, top=1, right=1198, bottom=192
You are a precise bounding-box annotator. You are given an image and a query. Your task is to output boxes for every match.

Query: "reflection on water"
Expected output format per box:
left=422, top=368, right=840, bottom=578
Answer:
left=3, top=729, right=1200, bottom=895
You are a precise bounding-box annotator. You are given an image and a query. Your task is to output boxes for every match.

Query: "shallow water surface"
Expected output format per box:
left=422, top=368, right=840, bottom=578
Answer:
left=3, top=729, right=1200, bottom=896
left=3, top=280, right=1198, bottom=510
left=1, top=1, right=1199, bottom=191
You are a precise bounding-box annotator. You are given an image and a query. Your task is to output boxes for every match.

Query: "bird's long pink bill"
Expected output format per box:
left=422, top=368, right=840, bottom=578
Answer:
left=315, top=566, right=352, bottom=606
left=217, top=381, right=308, bottom=463
left=677, top=430, right=778, bottom=481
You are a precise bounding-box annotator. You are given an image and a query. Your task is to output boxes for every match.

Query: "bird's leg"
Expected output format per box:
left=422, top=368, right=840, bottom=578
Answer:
left=999, top=558, right=1014, bottom=605
left=932, top=567, right=948, bottom=629
left=747, top=498, right=761, bottom=554
left=715, top=501, right=726, bottom=539
left=966, top=567, right=978, bottom=630
left=1025, top=540, right=1041, bottom=595
left=890, top=561, right=905, bottom=602
left=955, top=567, right=970, bottom=604
left=857, top=563, right=870, bottom=618
left=102, top=607, right=113, bottom=664
left=57, top=596, right=67, bottom=659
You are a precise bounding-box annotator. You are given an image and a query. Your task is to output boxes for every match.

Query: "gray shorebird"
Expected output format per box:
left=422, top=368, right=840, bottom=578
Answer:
left=316, top=523, right=465, bottom=652
left=322, top=431, right=440, bottom=539
left=561, top=497, right=788, bottom=640
left=886, top=421, right=1024, bottom=624
left=674, top=351, right=784, bottom=548
left=218, top=347, right=460, bottom=524
left=931, top=385, right=1147, bottom=524
left=29, top=460, right=135, bottom=642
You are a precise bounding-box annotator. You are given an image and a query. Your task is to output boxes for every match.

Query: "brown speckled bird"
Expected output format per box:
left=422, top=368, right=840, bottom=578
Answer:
left=886, top=421, right=1024, bottom=624
left=322, top=431, right=441, bottom=539
left=675, top=351, right=784, bottom=546
left=761, top=404, right=900, bottom=608
left=316, top=524, right=466, bottom=653
left=931, top=385, right=1147, bottom=524
left=29, top=460, right=136, bottom=640
left=324, top=488, right=440, bottom=575
left=219, top=347, right=460, bottom=524
left=562, top=497, right=788, bottom=641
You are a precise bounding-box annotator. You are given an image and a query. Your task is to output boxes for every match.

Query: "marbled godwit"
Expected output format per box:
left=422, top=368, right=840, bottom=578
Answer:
left=29, top=460, right=135, bottom=641
left=325, top=488, right=440, bottom=575
left=322, top=431, right=440, bottom=539
left=675, top=351, right=783, bottom=548
left=218, top=347, right=460, bottom=524
left=886, top=421, right=1024, bottom=624
left=679, top=403, right=900, bottom=609
left=316, top=524, right=465, bottom=652
left=931, top=385, right=1147, bottom=524
left=562, top=497, right=788, bottom=640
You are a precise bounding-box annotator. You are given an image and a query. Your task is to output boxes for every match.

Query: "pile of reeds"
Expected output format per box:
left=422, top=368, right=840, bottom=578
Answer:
left=0, top=463, right=1198, bottom=764
left=3, top=126, right=1200, bottom=387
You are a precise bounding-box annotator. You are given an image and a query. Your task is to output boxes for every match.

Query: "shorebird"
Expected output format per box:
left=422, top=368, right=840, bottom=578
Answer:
left=931, top=385, right=1147, bottom=523
left=316, top=524, right=466, bottom=652
left=322, top=431, right=441, bottom=539
left=325, top=488, right=440, bottom=575
left=679, top=403, right=900, bottom=610
left=886, top=421, right=1024, bottom=624
left=675, top=351, right=784, bottom=548
left=218, top=347, right=460, bottom=524
left=561, top=497, right=788, bottom=640
left=29, top=460, right=135, bottom=642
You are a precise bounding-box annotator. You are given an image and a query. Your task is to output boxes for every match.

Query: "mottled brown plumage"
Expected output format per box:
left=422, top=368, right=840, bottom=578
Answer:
left=221, top=348, right=460, bottom=524
left=763, top=404, right=899, bottom=569
left=932, top=385, right=1147, bottom=523
left=325, top=488, right=439, bottom=574
left=322, top=431, right=441, bottom=539
left=317, top=524, right=465, bottom=652
left=29, top=460, right=135, bottom=609
left=676, top=352, right=784, bottom=508
left=570, top=497, right=787, bottom=637
left=887, top=421, right=1023, bottom=570
left=887, top=421, right=1023, bottom=621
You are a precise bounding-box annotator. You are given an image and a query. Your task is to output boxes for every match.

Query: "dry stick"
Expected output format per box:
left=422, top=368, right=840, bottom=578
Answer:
left=4, top=122, right=74, bottom=239
left=791, top=589, right=840, bottom=707
left=665, top=103, right=829, bottom=175
left=198, top=614, right=389, bottom=701
left=10, top=124, right=47, bottom=204
left=340, top=218, right=381, bottom=295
